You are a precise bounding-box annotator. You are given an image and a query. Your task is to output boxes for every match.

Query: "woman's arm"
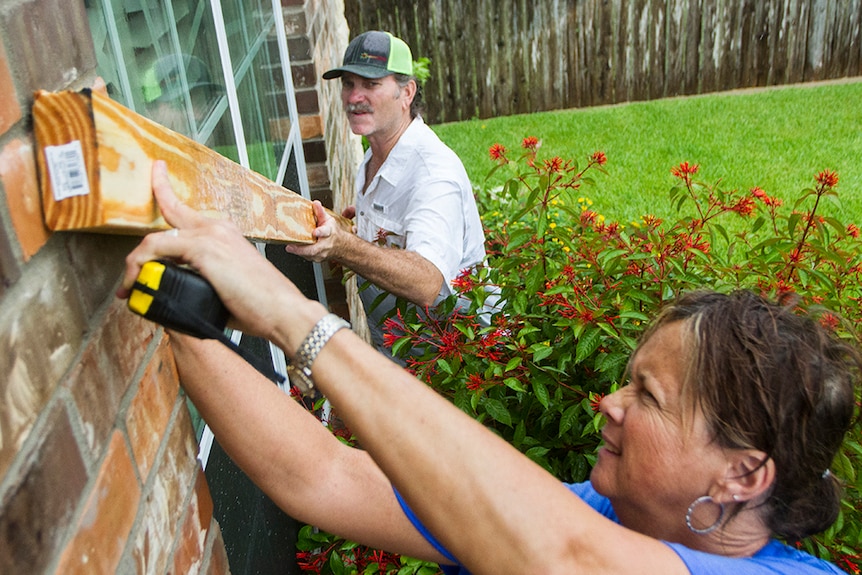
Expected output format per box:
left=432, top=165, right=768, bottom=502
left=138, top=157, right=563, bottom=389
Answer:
left=169, top=333, right=447, bottom=563
left=121, top=161, right=687, bottom=575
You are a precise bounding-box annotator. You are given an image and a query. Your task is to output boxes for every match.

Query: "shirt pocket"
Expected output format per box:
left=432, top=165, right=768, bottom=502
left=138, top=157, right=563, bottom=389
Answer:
left=359, top=209, right=406, bottom=250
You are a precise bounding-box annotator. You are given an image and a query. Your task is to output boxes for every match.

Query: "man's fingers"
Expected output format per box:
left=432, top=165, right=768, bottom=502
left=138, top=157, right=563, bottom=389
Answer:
left=312, top=200, right=329, bottom=223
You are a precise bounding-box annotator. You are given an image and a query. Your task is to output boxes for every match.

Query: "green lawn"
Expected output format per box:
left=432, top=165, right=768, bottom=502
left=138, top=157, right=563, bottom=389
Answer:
left=432, top=79, right=862, bottom=226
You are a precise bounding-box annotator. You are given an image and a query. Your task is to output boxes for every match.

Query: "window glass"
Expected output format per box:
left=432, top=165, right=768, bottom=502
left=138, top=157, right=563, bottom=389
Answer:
left=84, top=0, right=313, bottom=430
left=86, top=5, right=320, bottom=569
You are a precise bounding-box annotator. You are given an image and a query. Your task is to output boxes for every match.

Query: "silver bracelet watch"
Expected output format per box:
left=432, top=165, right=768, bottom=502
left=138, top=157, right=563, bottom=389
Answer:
left=287, top=313, right=351, bottom=395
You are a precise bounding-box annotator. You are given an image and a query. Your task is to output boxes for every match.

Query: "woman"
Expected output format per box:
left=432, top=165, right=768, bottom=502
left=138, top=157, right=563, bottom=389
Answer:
left=119, top=161, right=859, bottom=574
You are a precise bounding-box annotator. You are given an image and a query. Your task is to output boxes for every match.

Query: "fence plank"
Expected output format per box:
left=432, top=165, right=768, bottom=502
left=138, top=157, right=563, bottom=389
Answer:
left=344, top=0, right=862, bottom=123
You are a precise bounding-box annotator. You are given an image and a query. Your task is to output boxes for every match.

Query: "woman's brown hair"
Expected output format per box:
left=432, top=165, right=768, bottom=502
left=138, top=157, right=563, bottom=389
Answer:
left=642, top=290, right=860, bottom=540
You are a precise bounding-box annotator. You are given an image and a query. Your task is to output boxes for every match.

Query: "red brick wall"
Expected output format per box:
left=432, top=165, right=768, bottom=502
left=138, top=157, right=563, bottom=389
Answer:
left=0, top=0, right=230, bottom=569
left=0, top=1, right=355, bottom=572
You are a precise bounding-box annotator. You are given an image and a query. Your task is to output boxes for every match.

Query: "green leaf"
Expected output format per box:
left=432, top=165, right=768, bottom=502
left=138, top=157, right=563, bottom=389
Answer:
left=532, top=378, right=550, bottom=409
left=504, top=377, right=528, bottom=392
left=530, top=342, right=555, bottom=362
left=482, top=397, right=513, bottom=426
left=505, top=356, right=523, bottom=372
left=391, top=336, right=414, bottom=357
left=559, top=404, right=581, bottom=435
left=575, top=327, right=602, bottom=363
left=436, top=358, right=453, bottom=375
left=525, top=445, right=550, bottom=464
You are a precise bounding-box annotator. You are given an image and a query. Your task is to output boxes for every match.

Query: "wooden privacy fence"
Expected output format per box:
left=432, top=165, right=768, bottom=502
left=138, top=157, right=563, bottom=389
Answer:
left=345, top=0, right=862, bottom=124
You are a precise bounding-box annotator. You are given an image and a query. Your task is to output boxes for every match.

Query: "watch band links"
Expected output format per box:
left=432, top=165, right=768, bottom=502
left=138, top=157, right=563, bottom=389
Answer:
left=287, top=313, right=351, bottom=395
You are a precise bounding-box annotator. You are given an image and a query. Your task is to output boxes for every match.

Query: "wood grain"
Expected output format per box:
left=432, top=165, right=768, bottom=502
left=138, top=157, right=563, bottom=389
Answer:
left=32, top=89, right=348, bottom=243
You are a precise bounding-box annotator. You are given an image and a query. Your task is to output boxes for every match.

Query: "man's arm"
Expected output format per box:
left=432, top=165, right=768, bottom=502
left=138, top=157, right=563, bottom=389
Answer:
left=284, top=201, right=443, bottom=307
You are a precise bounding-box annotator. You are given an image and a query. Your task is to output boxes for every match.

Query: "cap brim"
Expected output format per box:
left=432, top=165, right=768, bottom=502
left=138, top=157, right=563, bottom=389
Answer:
left=322, top=64, right=394, bottom=80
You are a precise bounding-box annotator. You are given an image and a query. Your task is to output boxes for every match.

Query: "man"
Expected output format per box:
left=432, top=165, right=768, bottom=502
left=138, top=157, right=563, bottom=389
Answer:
left=285, top=31, right=486, bottom=359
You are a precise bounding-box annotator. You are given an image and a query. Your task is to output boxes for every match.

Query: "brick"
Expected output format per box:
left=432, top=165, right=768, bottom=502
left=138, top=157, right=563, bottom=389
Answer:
left=0, top=250, right=87, bottom=477
left=302, top=139, right=327, bottom=163
left=294, top=89, right=320, bottom=115
left=0, top=41, right=22, bottom=133
left=287, top=36, right=312, bottom=61
left=56, top=430, right=141, bottom=575
left=68, top=299, right=156, bottom=459
left=282, top=8, right=307, bottom=36
left=0, top=139, right=51, bottom=260
left=0, top=406, right=87, bottom=574
left=64, top=232, right=139, bottom=316
left=132, top=402, right=200, bottom=574
left=305, top=162, right=331, bottom=190
left=170, top=469, right=214, bottom=575
left=2, top=0, right=95, bottom=94
left=126, top=334, right=180, bottom=481
left=291, top=61, right=318, bottom=89
left=299, top=114, right=323, bottom=139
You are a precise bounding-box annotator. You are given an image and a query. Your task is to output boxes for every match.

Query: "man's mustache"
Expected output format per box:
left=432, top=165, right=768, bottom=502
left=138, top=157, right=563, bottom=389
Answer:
left=346, top=103, right=373, bottom=114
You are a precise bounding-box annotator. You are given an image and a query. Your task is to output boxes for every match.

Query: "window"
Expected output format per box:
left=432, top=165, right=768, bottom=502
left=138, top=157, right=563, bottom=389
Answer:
left=86, top=2, right=318, bottom=570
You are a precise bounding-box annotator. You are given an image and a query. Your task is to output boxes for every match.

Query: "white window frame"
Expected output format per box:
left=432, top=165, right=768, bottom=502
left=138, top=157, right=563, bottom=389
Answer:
left=87, top=0, right=328, bottom=468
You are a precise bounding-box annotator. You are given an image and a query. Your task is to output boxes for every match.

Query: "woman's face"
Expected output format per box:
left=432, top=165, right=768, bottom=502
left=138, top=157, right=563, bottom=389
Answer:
left=592, top=320, right=728, bottom=536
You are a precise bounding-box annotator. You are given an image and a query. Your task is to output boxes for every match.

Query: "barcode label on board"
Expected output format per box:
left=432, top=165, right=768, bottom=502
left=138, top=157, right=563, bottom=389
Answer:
left=45, top=141, right=90, bottom=201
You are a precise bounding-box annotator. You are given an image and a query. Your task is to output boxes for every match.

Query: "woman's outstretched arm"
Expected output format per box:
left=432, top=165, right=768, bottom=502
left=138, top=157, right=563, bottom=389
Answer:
left=120, top=161, right=685, bottom=575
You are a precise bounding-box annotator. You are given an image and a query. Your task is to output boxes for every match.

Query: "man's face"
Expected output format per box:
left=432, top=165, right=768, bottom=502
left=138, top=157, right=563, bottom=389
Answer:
left=340, top=72, right=408, bottom=137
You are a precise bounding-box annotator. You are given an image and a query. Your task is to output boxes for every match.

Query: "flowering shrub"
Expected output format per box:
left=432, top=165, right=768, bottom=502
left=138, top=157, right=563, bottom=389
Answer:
left=296, top=138, right=862, bottom=573
left=296, top=523, right=440, bottom=575
left=388, top=138, right=862, bottom=572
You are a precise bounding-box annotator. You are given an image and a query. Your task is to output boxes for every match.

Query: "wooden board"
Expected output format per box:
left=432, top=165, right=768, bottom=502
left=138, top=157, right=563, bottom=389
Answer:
left=32, top=89, right=345, bottom=243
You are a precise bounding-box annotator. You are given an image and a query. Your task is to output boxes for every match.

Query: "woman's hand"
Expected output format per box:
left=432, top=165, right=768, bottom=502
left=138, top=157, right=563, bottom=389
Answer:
left=117, top=160, right=313, bottom=342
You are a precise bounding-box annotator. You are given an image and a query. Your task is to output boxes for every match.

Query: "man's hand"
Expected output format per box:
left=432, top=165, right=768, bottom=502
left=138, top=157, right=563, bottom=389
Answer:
left=284, top=200, right=352, bottom=262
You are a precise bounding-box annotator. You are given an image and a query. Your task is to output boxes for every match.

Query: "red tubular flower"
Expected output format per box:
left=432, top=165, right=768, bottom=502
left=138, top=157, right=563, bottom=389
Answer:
left=819, top=312, right=840, bottom=331
left=544, top=156, right=563, bottom=172
left=589, top=393, right=605, bottom=413
left=451, top=268, right=476, bottom=292
left=847, top=223, right=860, bottom=238
left=521, top=136, right=539, bottom=150
left=732, top=196, right=756, bottom=216
left=591, top=151, right=607, bottom=165
left=671, top=161, right=699, bottom=179
left=580, top=210, right=598, bottom=226
left=382, top=332, right=399, bottom=349
left=815, top=169, right=839, bottom=188
left=466, top=373, right=485, bottom=391
left=489, top=143, right=507, bottom=161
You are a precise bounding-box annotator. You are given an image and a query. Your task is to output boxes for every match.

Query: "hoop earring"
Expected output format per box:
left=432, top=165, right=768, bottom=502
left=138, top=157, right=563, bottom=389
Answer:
left=685, top=495, right=726, bottom=535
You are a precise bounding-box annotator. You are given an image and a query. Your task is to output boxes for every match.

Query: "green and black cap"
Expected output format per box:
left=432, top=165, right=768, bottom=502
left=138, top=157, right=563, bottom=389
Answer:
left=323, top=31, right=413, bottom=80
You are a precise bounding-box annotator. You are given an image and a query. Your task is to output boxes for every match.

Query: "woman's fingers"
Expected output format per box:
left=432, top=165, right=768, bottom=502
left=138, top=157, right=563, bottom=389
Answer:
left=117, top=160, right=307, bottom=339
left=151, top=160, right=207, bottom=230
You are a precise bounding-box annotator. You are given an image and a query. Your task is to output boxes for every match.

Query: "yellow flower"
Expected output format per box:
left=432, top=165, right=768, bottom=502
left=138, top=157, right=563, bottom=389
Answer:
left=549, top=222, right=557, bottom=229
